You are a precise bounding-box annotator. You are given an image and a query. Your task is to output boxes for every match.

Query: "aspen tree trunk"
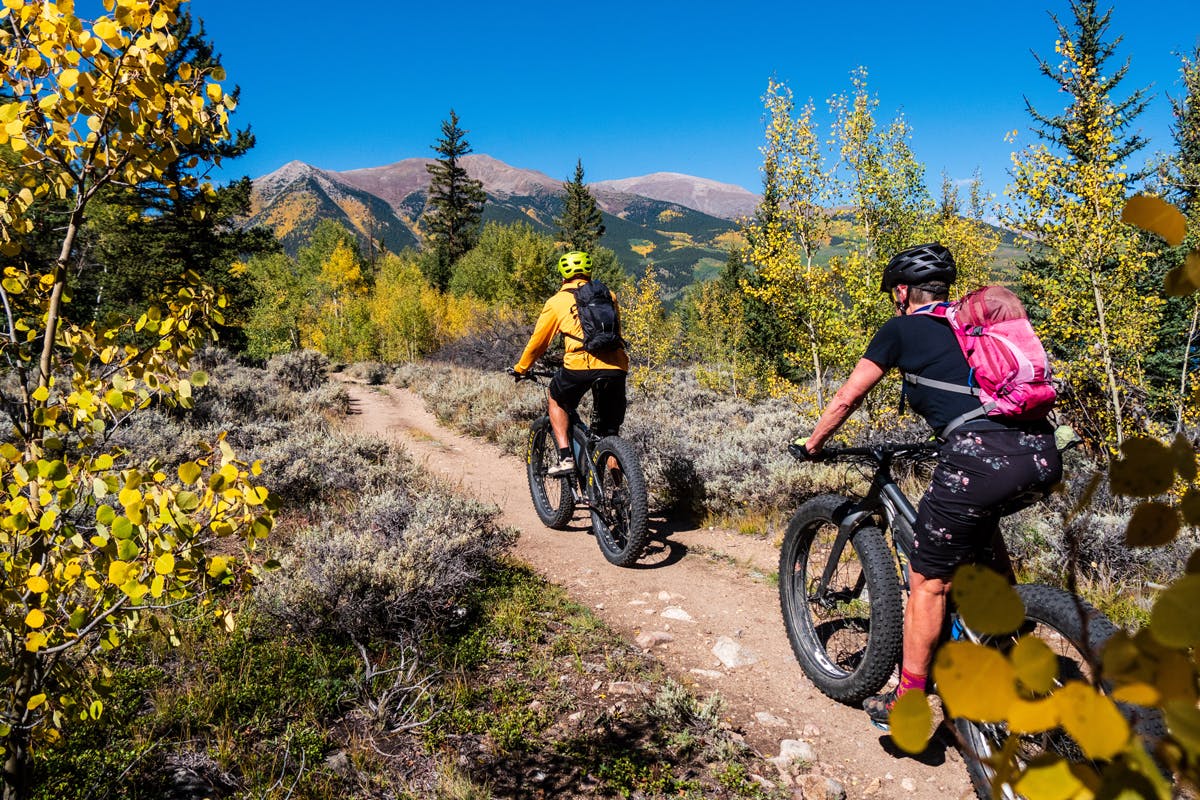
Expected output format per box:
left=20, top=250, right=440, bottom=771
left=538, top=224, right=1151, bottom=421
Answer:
left=1177, top=298, right=1200, bottom=433
left=1089, top=270, right=1125, bottom=447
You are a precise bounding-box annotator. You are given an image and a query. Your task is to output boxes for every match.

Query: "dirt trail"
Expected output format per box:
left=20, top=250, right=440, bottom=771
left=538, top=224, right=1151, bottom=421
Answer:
left=338, top=378, right=976, bottom=799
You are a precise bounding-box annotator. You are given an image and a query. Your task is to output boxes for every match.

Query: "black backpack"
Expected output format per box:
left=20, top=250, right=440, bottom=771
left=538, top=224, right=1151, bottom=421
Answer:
left=565, top=279, right=623, bottom=355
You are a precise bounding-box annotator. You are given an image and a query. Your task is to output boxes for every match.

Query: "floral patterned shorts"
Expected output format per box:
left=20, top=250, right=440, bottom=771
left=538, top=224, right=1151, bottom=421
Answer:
left=908, top=426, right=1062, bottom=580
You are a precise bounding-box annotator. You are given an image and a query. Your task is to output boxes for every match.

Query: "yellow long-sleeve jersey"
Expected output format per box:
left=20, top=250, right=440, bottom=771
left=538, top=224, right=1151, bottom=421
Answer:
left=514, top=278, right=629, bottom=373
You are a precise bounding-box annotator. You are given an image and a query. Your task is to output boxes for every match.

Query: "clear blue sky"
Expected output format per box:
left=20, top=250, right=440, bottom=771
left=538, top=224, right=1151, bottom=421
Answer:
left=198, top=1, right=1200, bottom=203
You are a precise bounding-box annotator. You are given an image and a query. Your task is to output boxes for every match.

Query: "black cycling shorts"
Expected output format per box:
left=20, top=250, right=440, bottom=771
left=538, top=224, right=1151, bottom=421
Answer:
left=909, top=425, right=1062, bottom=580
left=549, top=368, right=627, bottom=436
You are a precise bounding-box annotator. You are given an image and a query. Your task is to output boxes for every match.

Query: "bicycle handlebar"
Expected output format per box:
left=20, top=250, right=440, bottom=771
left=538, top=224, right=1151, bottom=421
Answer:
left=511, top=367, right=557, bottom=383
left=789, top=440, right=939, bottom=464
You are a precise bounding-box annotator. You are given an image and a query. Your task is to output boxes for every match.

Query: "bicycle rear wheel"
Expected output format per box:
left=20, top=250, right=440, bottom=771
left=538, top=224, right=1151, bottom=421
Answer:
left=953, top=584, right=1166, bottom=799
left=589, top=435, right=649, bottom=567
left=779, top=494, right=905, bottom=704
left=526, top=416, right=575, bottom=529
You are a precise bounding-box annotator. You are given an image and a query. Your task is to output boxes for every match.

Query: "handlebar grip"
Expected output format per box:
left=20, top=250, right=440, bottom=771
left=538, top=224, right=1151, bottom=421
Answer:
left=789, top=442, right=821, bottom=462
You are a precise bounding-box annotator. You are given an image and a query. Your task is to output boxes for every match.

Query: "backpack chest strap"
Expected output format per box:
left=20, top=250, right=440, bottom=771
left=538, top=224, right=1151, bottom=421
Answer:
left=902, top=372, right=981, bottom=396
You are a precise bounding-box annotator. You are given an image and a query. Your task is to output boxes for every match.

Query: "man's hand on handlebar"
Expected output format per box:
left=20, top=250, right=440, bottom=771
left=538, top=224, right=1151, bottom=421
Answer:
left=788, top=436, right=823, bottom=462
left=507, top=367, right=527, bottom=383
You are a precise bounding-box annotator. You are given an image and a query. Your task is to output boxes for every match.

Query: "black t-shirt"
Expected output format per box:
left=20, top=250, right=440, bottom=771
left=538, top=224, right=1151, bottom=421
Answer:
left=862, top=313, right=987, bottom=432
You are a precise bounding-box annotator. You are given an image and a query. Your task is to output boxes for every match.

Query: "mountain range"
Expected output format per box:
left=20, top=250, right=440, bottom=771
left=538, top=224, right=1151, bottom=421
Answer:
left=247, top=154, right=760, bottom=295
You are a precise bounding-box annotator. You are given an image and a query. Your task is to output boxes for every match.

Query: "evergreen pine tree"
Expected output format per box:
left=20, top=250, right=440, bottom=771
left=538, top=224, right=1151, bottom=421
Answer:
left=1143, top=47, right=1200, bottom=428
left=423, top=109, right=486, bottom=290
left=1024, top=0, right=1150, bottom=172
left=1009, top=0, right=1157, bottom=445
left=556, top=159, right=605, bottom=251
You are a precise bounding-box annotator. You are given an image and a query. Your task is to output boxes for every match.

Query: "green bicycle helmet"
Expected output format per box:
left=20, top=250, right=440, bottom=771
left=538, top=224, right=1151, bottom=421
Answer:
left=557, top=251, right=592, bottom=280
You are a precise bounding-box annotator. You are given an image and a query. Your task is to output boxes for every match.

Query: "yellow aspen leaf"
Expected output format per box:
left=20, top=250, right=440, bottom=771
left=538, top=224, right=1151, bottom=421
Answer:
left=89, top=700, right=103, bottom=720
left=24, top=608, right=45, bottom=629
left=934, top=641, right=1018, bottom=721
left=25, top=632, right=46, bottom=652
left=218, top=463, right=238, bottom=483
left=118, top=486, right=141, bottom=508
left=1125, top=502, right=1180, bottom=548
left=58, top=68, right=78, bottom=89
left=1111, top=682, right=1161, bottom=706
left=244, top=486, right=268, bottom=506
left=178, top=461, right=201, bottom=483
left=93, top=17, right=118, bottom=42
left=1109, top=437, right=1174, bottom=497
left=1007, top=695, right=1061, bottom=734
left=952, top=564, right=1025, bottom=634
left=107, top=560, right=129, bottom=585
left=25, top=575, right=49, bottom=593
left=154, top=552, right=174, bottom=575
left=2, top=0, right=21, bottom=10
left=205, top=83, right=221, bottom=102
left=1011, top=636, right=1059, bottom=693
left=888, top=689, right=932, bottom=754
left=206, top=555, right=228, bottom=578
left=1173, top=433, right=1198, bottom=481
left=150, top=574, right=164, bottom=598
left=1056, top=682, right=1130, bottom=759
left=31, top=385, right=49, bottom=402
left=1014, top=757, right=1090, bottom=800
left=1121, top=194, right=1187, bottom=247
left=1156, top=650, right=1198, bottom=703
left=25, top=693, right=46, bottom=711
left=1182, top=491, right=1200, bottom=527
left=1164, top=699, right=1200, bottom=756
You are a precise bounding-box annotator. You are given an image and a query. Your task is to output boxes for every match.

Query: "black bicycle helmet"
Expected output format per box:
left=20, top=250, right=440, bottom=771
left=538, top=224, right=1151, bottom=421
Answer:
left=879, top=242, right=957, bottom=292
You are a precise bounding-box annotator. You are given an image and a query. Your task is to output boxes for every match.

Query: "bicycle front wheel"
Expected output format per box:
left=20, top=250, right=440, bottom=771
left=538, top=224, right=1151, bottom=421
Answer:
left=778, top=494, right=904, bottom=704
left=953, top=584, right=1167, bottom=799
left=526, top=416, right=575, bottom=529
left=588, top=435, right=649, bottom=567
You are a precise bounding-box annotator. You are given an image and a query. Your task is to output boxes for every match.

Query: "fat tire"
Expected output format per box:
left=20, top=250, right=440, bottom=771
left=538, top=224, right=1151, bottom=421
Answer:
left=954, top=583, right=1168, bottom=799
left=525, top=417, right=575, bottom=529
left=589, top=435, right=650, bottom=567
left=779, top=494, right=904, bottom=704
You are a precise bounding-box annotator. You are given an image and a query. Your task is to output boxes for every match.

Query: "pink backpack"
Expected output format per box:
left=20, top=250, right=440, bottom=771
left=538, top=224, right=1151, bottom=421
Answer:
left=908, top=286, right=1056, bottom=435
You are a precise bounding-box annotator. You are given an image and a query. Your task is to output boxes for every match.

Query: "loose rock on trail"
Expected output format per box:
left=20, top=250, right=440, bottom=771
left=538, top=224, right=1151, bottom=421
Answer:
left=339, top=377, right=977, bottom=799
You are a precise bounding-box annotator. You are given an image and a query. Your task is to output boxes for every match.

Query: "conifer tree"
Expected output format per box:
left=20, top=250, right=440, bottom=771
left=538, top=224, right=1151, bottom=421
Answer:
left=1146, top=47, right=1200, bottom=429
left=1008, top=0, right=1158, bottom=447
left=423, top=109, right=485, bottom=290
left=556, top=159, right=606, bottom=251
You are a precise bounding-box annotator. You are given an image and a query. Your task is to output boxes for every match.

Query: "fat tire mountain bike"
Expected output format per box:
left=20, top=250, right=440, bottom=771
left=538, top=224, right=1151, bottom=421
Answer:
left=778, top=441, right=1164, bottom=799
left=518, top=368, right=650, bottom=567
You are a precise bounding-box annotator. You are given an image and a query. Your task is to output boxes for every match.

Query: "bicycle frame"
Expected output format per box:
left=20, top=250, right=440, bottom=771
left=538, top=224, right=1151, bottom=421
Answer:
left=814, top=446, right=922, bottom=603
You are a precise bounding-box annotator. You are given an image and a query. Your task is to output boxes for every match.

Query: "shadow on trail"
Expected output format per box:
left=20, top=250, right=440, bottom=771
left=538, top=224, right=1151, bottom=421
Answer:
left=876, top=721, right=955, bottom=767
left=629, top=512, right=692, bottom=570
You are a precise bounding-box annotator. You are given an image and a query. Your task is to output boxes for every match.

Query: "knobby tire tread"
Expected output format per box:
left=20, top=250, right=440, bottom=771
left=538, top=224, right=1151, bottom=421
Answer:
left=779, top=494, right=904, bottom=704
left=590, top=435, right=650, bottom=567
left=526, top=417, right=574, bottom=529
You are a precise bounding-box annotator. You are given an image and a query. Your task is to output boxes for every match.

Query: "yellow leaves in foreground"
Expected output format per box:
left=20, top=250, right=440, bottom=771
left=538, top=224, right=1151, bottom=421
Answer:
left=1121, top=194, right=1187, bottom=247
left=888, top=689, right=932, bottom=754
left=952, top=565, right=1025, bottom=635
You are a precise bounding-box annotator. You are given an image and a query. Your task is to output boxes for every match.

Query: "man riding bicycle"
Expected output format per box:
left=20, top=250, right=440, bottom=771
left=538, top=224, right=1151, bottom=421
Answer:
left=795, top=242, right=1062, bottom=729
left=511, top=251, right=629, bottom=477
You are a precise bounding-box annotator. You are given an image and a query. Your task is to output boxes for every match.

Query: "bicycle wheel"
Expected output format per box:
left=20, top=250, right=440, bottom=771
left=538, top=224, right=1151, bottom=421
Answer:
left=588, top=435, right=649, bottom=567
left=778, top=494, right=905, bottom=704
left=526, top=416, right=575, bottom=529
left=953, top=584, right=1167, bottom=799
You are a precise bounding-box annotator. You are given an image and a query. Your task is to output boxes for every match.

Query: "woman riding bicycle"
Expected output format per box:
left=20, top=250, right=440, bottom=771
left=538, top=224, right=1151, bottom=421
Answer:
left=794, top=242, right=1063, bottom=729
left=511, top=251, right=629, bottom=477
